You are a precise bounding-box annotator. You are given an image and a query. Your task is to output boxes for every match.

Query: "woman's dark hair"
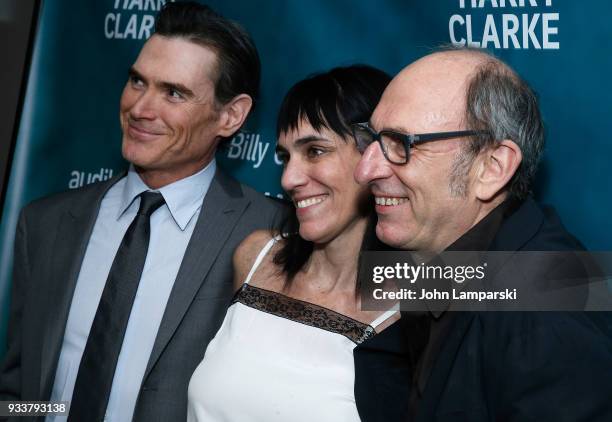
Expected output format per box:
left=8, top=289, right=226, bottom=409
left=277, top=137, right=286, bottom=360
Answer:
left=273, top=65, right=392, bottom=286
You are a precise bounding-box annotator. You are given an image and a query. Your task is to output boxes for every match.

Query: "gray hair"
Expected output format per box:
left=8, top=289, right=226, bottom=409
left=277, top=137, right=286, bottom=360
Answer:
left=445, top=47, right=544, bottom=200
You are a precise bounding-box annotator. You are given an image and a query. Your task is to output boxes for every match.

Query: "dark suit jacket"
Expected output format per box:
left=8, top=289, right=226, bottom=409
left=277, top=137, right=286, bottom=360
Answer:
left=0, top=168, right=285, bottom=421
left=354, top=198, right=612, bottom=421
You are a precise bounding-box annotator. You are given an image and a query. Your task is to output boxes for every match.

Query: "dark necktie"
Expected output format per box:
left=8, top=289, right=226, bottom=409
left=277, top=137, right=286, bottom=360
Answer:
left=68, top=191, right=165, bottom=422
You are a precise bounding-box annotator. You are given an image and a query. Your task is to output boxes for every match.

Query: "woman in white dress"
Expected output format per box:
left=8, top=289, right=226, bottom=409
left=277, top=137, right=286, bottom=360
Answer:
left=188, top=65, right=397, bottom=422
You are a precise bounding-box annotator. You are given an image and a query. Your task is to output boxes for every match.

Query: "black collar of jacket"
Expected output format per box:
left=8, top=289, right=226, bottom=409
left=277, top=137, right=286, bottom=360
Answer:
left=421, top=197, right=522, bottom=319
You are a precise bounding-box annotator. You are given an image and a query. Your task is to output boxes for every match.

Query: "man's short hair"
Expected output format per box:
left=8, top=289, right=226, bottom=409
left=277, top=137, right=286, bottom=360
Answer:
left=449, top=47, right=544, bottom=200
left=154, top=1, right=260, bottom=106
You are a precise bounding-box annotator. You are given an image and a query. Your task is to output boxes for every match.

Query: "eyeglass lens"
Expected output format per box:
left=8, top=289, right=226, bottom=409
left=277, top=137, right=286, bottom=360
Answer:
left=380, top=132, right=408, bottom=163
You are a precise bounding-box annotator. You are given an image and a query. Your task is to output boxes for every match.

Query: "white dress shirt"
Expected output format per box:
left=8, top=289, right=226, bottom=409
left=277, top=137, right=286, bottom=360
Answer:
left=47, top=160, right=216, bottom=422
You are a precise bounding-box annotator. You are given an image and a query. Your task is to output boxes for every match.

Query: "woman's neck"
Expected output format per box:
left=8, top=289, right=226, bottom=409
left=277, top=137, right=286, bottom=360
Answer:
left=298, top=217, right=369, bottom=294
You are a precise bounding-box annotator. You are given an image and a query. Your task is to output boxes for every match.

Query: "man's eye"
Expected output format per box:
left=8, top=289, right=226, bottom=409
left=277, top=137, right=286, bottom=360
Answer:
left=130, top=76, right=144, bottom=87
left=168, top=89, right=184, bottom=100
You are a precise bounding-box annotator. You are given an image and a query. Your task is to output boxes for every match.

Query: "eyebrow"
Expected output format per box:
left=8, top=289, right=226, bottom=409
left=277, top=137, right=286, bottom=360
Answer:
left=293, top=135, right=333, bottom=146
left=275, top=135, right=333, bottom=155
left=128, top=67, right=195, bottom=99
left=368, top=120, right=412, bottom=134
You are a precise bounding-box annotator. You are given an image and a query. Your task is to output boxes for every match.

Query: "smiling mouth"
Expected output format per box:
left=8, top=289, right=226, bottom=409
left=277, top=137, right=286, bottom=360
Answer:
left=295, top=195, right=327, bottom=209
left=375, top=196, right=408, bottom=206
left=128, top=123, right=163, bottom=136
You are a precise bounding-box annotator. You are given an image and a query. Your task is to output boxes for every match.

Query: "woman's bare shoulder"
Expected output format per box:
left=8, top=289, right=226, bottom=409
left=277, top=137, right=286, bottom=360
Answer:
left=233, top=230, right=277, bottom=289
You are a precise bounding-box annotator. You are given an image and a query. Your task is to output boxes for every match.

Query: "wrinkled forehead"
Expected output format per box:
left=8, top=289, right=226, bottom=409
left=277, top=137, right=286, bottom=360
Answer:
left=135, top=35, right=218, bottom=89
left=372, top=53, right=478, bottom=133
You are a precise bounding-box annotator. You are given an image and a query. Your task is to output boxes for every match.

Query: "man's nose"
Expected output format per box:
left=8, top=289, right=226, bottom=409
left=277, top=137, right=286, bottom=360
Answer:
left=128, top=90, right=157, bottom=120
left=354, top=142, right=388, bottom=185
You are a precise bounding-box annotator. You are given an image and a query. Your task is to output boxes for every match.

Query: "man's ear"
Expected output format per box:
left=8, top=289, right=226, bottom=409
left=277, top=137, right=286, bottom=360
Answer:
left=217, top=94, right=253, bottom=138
left=473, top=140, right=522, bottom=201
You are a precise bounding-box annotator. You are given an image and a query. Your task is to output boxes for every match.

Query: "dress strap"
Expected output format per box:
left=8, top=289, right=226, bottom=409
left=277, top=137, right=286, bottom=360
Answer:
left=369, top=303, right=400, bottom=329
left=243, top=236, right=278, bottom=284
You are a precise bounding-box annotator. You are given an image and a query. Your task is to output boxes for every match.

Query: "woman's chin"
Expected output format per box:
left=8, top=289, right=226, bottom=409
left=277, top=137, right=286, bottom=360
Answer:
left=298, top=226, right=326, bottom=244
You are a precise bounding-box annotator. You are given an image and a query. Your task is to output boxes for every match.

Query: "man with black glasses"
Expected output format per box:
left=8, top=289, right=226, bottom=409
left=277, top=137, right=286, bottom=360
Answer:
left=353, top=48, right=612, bottom=421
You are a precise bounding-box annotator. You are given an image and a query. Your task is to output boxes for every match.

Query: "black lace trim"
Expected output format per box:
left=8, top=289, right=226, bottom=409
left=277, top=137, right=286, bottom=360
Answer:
left=232, top=284, right=376, bottom=344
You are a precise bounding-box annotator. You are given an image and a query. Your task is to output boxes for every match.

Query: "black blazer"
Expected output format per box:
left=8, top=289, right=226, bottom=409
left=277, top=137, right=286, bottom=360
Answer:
left=354, top=198, right=612, bottom=421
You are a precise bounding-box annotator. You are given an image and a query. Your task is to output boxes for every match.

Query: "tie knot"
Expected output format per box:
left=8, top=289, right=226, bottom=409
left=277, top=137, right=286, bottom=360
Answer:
left=138, top=191, right=165, bottom=217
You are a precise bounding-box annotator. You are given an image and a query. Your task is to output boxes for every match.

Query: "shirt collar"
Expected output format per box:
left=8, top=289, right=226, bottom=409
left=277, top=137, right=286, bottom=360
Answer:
left=117, top=160, right=217, bottom=230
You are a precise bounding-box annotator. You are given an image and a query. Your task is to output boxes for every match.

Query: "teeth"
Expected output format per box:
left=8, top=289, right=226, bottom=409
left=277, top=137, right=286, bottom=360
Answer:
left=375, top=196, right=408, bottom=206
left=296, top=196, right=326, bottom=208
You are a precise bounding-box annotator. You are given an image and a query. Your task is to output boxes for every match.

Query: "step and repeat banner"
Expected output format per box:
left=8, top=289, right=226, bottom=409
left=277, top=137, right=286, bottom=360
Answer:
left=1, top=0, right=611, bottom=350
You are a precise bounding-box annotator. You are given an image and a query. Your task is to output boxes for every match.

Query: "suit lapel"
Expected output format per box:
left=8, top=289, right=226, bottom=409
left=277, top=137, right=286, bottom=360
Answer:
left=415, top=313, right=476, bottom=421
left=415, top=199, right=545, bottom=419
left=144, top=170, right=249, bottom=378
left=39, top=175, right=124, bottom=398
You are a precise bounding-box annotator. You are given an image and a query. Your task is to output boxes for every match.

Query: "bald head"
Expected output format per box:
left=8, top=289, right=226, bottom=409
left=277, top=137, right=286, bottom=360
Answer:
left=392, top=48, right=514, bottom=91
left=394, top=48, right=494, bottom=90
left=355, top=47, right=543, bottom=252
left=379, top=49, right=511, bottom=132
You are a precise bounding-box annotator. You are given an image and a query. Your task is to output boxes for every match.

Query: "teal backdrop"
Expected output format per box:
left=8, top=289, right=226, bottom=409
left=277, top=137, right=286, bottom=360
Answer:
left=1, top=0, right=611, bottom=352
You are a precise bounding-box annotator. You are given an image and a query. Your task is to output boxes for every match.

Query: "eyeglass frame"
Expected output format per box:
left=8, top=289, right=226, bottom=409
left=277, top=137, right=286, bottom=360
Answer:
left=351, top=121, right=491, bottom=165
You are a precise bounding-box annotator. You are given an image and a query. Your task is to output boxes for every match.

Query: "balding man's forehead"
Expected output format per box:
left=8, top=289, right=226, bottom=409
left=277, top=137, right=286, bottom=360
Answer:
left=372, top=59, right=468, bottom=132
left=370, top=90, right=405, bottom=129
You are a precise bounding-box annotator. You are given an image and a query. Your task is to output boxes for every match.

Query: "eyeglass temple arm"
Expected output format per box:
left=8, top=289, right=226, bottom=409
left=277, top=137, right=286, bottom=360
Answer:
left=409, top=130, right=489, bottom=144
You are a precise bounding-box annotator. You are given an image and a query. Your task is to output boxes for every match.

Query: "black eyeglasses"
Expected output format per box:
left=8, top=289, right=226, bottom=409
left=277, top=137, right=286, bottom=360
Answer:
left=351, top=122, right=490, bottom=165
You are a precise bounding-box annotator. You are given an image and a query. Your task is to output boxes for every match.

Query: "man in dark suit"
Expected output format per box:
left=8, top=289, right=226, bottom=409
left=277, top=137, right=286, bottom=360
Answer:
left=0, top=3, right=283, bottom=421
left=353, top=47, right=612, bottom=421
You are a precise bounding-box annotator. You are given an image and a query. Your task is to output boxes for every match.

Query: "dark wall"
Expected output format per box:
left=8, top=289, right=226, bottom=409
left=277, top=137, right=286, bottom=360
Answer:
left=0, top=0, right=38, bottom=216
